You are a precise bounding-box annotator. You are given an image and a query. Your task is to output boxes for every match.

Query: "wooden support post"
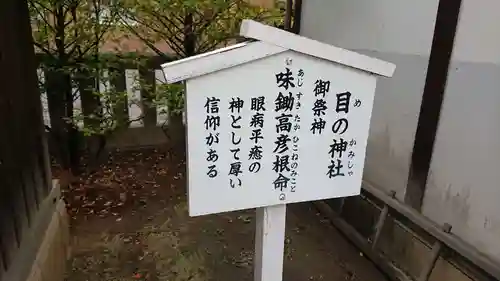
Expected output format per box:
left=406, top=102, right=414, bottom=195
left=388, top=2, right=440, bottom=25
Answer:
left=291, top=0, right=303, bottom=34
left=418, top=223, right=452, bottom=281
left=337, top=198, right=346, bottom=214
left=405, top=0, right=463, bottom=210
left=284, top=0, right=293, bottom=31
left=254, top=205, right=287, bottom=281
left=371, top=191, right=394, bottom=249
left=314, top=201, right=412, bottom=281
left=364, top=182, right=500, bottom=279
left=419, top=240, right=442, bottom=281
left=372, top=204, right=389, bottom=249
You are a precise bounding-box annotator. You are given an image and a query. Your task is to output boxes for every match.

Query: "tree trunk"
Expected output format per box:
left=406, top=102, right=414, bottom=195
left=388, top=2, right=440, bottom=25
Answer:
left=167, top=111, right=186, bottom=158
left=183, top=12, right=196, bottom=57
left=109, top=65, right=128, bottom=128
left=139, top=67, right=157, bottom=127
left=77, top=67, right=102, bottom=171
left=44, top=65, right=82, bottom=173
left=164, top=12, right=196, bottom=158
left=45, top=68, right=72, bottom=170
left=78, top=66, right=111, bottom=171
left=66, top=78, right=81, bottom=174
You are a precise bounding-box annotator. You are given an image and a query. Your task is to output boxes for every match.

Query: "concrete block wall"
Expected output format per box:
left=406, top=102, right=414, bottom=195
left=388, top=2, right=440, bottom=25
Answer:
left=26, top=200, right=70, bottom=281
left=2, top=182, right=70, bottom=281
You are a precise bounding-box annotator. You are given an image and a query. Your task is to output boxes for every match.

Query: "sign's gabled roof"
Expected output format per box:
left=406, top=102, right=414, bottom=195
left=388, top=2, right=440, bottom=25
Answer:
left=240, top=20, right=395, bottom=77
left=162, top=41, right=287, bottom=83
left=161, top=20, right=395, bottom=84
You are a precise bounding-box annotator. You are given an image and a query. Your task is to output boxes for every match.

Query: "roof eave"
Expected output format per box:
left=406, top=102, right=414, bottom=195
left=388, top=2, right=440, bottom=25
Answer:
left=240, top=19, right=396, bottom=77
left=161, top=41, right=287, bottom=84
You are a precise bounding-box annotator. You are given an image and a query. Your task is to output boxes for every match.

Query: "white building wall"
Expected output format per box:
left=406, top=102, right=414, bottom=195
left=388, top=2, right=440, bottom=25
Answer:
left=421, top=0, right=500, bottom=262
left=300, top=0, right=500, bottom=263
left=300, top=0, right=440, bottom=200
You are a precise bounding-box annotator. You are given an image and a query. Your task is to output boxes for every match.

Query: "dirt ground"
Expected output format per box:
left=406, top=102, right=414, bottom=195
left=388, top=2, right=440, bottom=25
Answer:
left=61, top=147, right=389, bottom=281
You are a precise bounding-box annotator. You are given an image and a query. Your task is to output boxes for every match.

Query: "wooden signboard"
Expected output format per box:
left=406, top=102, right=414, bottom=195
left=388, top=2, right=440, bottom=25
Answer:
left=162, top=19, right=395, bottom=281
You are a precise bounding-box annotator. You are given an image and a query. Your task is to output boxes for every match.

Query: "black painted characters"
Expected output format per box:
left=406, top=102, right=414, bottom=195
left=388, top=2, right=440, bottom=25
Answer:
left=272, top=67, right=304, bottom=197
left=249, top=96, right=266, bottom=175
left=229, top=97, right=244, bottom=188
left=328, top=91, right=357, bottom=178
left=204, top=97, right=221, bottom=178
left=310, top=79, right=330, bottom=135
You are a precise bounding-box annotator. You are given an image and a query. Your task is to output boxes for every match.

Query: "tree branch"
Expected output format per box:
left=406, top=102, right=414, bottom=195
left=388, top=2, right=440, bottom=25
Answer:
left=125, top=9, right=186, bottom=56
left=194, top=1, right=238, bottom=35
left=31, top=3, right=57, bottom=33
left=150, top=14, right=186, bottom=56
left=32, top=0, right=54, bottom=14
left=117, top=14, right=170, bottom=59
left=33, top=41, right=54, bottom=57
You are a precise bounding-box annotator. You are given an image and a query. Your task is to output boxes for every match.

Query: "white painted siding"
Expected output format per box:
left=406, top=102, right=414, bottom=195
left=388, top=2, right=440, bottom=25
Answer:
left=300, top=0, right=439, bottom=200
left=300, top=0, right=500, bottom=263
left=422, top=0, right=500, bottom=262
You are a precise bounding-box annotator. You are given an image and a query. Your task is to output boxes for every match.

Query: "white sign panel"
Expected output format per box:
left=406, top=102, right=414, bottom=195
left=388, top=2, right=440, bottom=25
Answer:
left=186, top=51, right=377, bottom=216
